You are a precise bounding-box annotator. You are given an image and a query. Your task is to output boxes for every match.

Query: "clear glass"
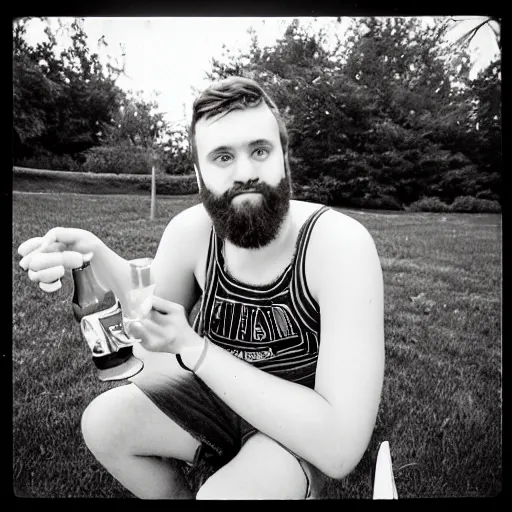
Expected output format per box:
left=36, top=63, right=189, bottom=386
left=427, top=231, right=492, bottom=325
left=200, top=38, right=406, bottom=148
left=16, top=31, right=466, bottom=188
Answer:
left=122, top=257, right=155, bottom=338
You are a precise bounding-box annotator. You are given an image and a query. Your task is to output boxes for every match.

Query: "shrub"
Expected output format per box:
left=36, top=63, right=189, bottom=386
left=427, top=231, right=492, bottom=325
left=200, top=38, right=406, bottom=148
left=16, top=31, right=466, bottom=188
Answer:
left=13, top=167, right=199, bottom=196
left=476, top=189, right=501, bottom=203
left=294, top=174, right=350, bottom=205
left=16, top=152, right=82, bottom=172
left=450, top=196, right=502, bottom=213
left=354, top=195, right=403, bottom=210
left=292, top=180, right=331, bottom=204
left=407, top=197, right=451, bottom=212
left=81, top=145, right=153, bottom=175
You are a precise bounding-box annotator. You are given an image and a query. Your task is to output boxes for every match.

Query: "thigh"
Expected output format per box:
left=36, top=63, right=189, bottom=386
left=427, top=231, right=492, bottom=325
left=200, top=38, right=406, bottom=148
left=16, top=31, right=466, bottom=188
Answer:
left=196, top=432, right=308, bottom=499
left=82, top=360, right=201, bottom=464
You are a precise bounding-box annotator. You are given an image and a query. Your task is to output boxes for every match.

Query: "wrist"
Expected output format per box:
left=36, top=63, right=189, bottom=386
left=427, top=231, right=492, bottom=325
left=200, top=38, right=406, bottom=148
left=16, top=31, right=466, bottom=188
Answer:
left=178, top=336, right=208, bottom=372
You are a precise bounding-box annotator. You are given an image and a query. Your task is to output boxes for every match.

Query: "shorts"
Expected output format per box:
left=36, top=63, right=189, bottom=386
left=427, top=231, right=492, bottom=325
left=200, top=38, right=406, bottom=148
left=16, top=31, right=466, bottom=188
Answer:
left=128, top=354, right=324, bottom=499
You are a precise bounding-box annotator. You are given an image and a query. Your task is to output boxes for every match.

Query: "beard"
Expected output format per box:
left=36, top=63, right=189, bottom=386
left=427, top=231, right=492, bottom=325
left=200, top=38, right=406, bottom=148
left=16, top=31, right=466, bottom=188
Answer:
left=199, top=174, right=292, bottom=249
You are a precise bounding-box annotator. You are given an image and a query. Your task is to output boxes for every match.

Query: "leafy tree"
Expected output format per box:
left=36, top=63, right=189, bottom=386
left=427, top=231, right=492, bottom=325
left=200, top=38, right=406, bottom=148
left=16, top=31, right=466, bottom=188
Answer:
left=105, top=93, right=167, bottom=148
left=13, top=17, right=126, bottom=165
left=205, top=17, right=500, bottom=208
left=160, top=124, right=194, bottom=175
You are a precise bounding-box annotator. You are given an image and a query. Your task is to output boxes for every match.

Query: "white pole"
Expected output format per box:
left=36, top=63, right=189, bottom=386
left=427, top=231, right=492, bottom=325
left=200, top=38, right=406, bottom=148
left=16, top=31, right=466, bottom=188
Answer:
left=150, top=120, right=162, bottom=221
left=150, top=163, right=156, bottom=220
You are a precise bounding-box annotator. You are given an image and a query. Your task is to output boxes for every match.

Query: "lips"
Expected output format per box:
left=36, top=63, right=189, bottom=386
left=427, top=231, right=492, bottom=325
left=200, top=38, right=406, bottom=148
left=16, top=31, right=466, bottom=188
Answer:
left=235, top=189, right=258, bottom=195
left=231, top=189, right=260, bottom=199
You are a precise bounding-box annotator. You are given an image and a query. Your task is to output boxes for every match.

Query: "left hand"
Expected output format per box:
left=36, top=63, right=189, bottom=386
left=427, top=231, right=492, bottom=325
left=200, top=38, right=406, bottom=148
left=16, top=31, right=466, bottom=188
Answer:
left=128, top=295, right=202, bottom=354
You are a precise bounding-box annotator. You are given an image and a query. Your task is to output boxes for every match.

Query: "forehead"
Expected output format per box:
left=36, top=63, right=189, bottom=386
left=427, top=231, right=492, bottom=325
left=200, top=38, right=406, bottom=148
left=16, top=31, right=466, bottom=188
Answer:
left=194, top=102, right=281, bottom=154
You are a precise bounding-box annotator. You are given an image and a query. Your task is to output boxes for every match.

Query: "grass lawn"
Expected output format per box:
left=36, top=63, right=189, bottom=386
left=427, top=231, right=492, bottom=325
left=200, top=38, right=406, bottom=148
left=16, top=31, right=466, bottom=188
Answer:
left=12, top=192, right=502, bottom=498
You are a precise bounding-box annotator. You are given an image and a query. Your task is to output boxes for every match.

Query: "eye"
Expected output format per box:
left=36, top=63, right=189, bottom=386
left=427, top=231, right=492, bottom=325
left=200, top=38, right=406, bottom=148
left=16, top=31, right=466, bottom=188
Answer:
left=214, top=154, right=233, bottom=165
left=253, top=147, right=270, bottom=160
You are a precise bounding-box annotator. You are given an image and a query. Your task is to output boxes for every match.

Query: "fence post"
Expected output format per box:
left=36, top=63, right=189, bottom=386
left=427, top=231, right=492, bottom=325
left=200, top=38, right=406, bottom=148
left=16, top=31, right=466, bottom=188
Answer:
left=150, top=164, right=156, bottom=220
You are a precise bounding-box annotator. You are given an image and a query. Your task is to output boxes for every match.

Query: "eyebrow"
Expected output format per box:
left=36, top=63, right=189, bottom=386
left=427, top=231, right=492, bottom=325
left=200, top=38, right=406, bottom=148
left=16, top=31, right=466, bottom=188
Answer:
left=207, top=139, right=273, bottom=158
left=248, top=139, right=273, bottom=148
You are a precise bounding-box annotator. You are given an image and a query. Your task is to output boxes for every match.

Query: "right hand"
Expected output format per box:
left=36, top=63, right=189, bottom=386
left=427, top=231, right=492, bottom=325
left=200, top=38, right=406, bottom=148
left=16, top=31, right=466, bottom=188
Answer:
left=17, top=227, right=101, bottom=292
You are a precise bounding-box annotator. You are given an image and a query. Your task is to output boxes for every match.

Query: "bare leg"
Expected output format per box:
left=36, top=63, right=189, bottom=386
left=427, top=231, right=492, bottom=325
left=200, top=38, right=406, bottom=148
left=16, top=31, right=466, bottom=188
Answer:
left=196, top=432, right=308, bottom=499
left=81, top=383, right=200, bottom=499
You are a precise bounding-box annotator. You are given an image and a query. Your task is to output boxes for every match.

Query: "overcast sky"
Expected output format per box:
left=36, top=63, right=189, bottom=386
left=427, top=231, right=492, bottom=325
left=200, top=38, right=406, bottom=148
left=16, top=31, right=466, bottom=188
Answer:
left=21, top=16, right=500, bottom=125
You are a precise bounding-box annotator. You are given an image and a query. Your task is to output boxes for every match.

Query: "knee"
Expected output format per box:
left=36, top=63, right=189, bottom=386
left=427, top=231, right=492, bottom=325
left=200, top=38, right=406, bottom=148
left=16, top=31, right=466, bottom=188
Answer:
left=195, top=475, right=241, bottom=500
left=81, top=385, right=137, bottom=457
left=195, top=480, right=225, bottom=500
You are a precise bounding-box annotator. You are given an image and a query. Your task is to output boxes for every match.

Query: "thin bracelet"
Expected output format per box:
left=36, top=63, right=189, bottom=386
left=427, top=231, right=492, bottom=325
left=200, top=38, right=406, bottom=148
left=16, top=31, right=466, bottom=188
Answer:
left=175, top=353, right=191, bottom=371
left=192, top=337, right=209, bottom=373
left=176, top=338, right=209, bottom=373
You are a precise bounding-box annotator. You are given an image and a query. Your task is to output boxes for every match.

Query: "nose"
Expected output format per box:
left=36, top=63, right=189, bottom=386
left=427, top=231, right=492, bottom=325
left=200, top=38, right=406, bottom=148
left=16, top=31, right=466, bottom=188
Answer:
left=233, top=154, right=258, bottom=183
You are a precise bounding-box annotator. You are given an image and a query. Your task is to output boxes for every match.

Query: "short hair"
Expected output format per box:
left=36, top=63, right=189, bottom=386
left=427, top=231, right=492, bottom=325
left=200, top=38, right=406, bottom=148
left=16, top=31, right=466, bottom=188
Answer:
left=189, top=76, right=289, bottom=168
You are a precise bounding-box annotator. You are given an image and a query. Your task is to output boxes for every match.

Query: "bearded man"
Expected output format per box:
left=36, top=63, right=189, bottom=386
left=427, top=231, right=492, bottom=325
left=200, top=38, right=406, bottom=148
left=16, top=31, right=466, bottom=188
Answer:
left=18, top=77, right=385, bottom=499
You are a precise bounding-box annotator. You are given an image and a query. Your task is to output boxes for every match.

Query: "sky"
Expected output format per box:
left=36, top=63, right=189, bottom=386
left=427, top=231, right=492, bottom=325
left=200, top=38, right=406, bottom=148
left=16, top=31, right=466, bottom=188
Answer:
left=21, top=16, right=500, bottom=126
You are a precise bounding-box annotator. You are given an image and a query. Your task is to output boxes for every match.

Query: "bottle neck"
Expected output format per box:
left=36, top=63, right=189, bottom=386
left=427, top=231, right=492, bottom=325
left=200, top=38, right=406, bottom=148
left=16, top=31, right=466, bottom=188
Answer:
left=73, top=262, right=107, bottom=303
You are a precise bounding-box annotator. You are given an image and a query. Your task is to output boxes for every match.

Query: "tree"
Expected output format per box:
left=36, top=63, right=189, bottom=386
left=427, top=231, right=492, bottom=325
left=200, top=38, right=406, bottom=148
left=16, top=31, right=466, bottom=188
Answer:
left=448, top=16, right=501, bottom=50
left=13, top=17, right=126, bottom=165
left=106, top=93, right=167, bottom=149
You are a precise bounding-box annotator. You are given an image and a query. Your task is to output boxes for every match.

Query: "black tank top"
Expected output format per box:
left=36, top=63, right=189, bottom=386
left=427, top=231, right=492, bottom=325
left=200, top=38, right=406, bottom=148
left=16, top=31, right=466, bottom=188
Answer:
left=193, top=205, right=330, bottom=389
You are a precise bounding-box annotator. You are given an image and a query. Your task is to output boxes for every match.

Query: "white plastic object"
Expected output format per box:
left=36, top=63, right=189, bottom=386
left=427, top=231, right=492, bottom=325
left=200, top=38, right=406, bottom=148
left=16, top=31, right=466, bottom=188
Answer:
left=373, top=441, right=398, bottom=499
left=39, top=280, right=62, bottom=293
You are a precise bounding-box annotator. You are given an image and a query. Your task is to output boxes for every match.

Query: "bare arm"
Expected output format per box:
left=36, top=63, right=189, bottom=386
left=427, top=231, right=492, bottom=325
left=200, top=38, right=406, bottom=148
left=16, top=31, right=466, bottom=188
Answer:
left=183, top=213, right=385, bottom=479
left=149, top=206, right=208, bottom=313
left=18, top=205, right=207, bottom=315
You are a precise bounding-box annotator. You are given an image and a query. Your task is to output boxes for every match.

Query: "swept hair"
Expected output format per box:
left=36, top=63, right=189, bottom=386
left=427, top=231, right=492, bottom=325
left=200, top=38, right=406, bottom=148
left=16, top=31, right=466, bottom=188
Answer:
left=188, top=76, right=289, bottom=168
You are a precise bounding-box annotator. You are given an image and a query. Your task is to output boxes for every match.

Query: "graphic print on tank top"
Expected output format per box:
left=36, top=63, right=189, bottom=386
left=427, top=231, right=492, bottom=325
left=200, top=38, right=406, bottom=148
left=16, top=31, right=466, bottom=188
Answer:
left=193, top=205, right=330, bottom=387
left=208, top=294, right=309, bottom=361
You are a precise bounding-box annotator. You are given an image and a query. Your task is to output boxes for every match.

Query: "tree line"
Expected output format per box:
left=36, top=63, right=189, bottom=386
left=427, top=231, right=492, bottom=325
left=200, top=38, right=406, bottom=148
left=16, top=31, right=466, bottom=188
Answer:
left=13, top=17, right=501, bottom=211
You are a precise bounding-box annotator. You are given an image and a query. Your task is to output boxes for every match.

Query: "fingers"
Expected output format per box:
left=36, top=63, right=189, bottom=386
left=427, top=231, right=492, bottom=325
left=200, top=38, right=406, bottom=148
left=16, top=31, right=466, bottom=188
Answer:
left=18, top=237, right=44, bottom=257
left=126, top=321, right=145, bottom=341
left=28, top=265, right=65, bottom=284
left=128, top=319, right=167, bottom=350
left=151, top=295, right=184, bottom=315
left=38, top=227, right=70, bottom=252
left=40, top=227, right=91, bottom=251
left=18, top=237, right=62, bottom=270
left=19, top=239, right=66, bottom=270
left=19, top=227, right=94, bottom=271
left=28, top=251, right=89, bottom=272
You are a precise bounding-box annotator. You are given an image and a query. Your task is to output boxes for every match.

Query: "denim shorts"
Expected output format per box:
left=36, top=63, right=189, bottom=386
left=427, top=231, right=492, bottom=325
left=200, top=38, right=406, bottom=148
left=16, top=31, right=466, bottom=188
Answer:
left=128, top=354, right=323, bottom=498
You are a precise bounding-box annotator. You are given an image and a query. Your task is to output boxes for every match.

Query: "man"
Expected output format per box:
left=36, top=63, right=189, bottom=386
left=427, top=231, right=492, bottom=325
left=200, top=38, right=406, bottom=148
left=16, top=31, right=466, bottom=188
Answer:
left=18, top=76, right=385, bottom=499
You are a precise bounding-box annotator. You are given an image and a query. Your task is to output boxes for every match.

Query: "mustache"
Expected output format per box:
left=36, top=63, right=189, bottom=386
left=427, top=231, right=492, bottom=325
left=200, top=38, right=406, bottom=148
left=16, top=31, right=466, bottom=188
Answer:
left=225, top=180, right=268, bottom=201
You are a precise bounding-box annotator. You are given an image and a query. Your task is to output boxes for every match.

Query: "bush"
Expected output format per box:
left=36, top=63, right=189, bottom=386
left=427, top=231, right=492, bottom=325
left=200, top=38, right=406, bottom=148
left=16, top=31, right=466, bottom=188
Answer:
left=16, top=152, right=82, bottom=172
left=352, top=194, right=404, bottom=210
left=476, top=189, right=501, bottom=203
left=81, top=145, right=153, bottom=175
left=450, top=196, right=502, bottom=213
left=407, top=197, right=452, bottom=212
left=13, top=167, right=199, bottom=196
left=407, top=196, right=502, bottom=213
left=292, top=175, right=343, bottom=205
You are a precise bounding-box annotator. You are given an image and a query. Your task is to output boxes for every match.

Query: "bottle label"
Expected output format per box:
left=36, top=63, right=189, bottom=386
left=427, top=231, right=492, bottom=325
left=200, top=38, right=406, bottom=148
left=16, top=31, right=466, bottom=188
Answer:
left=80, top=306, right=137, bottom=360
left=98, top=308, right=136, bottom=348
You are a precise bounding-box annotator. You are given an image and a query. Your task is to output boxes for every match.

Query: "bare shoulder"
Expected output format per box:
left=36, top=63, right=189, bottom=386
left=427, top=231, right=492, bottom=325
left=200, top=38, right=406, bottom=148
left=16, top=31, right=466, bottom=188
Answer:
left=316, top=207, right=374, bottom=246
left=170, top=203, right=212, bottom=231
left=164, top=203, right=212, bottom=245
left=293, top=200, right=374, bottom=249
left=298, top=203, right=381, bottom=297
left=155, top=203, right=212, bottom=267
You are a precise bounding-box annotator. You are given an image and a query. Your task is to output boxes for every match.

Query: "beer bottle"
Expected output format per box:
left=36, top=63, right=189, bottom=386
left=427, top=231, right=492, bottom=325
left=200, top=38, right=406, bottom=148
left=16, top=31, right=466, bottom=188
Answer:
left=72, top=261, right=144, bottom=382
left=71, top=261, right=116, bottom=321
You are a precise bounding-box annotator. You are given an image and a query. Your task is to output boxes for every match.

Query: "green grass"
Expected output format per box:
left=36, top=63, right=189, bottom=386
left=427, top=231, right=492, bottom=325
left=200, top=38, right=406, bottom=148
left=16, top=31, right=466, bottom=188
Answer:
left=12, top=192, right=502, bottom=498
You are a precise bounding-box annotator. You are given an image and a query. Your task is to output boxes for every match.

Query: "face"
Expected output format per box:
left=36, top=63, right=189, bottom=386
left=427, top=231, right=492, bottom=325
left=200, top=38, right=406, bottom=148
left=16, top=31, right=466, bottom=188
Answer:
left=194, top=102, right=291, bottom=249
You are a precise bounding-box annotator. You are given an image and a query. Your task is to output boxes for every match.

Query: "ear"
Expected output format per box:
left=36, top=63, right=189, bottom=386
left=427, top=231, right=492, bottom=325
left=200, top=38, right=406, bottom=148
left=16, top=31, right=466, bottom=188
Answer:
left=193, top=164, right=202, bottom=192
left=283, top=151, right=290, bottom=176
